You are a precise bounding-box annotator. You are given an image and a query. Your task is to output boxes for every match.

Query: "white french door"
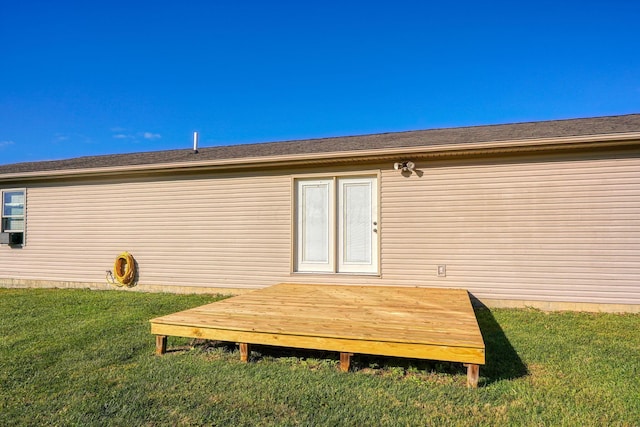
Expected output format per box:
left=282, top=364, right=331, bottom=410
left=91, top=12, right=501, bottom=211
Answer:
left=296, top=176, right=378, bottom=274
left=338, top=177, right=378, bottom=273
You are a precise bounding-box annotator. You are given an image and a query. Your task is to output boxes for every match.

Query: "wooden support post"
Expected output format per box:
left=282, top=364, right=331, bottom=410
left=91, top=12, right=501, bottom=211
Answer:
left=464, top=363, right=480, bottom=388
left=155, top=335, right=167, bottom=356
left=239, top=343, right=251, bottom=362
left=340, top=352, right=353, bottom=372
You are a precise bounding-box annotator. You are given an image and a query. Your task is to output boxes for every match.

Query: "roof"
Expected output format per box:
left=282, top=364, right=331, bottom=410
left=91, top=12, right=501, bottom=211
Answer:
left=1, top=113, right=640, bottom=178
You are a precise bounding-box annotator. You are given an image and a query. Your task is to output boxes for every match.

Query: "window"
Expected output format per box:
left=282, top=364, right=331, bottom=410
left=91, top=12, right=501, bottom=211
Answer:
left=295, top=176, right=378, bottom=274
left=2, top=189, right=25, bottom=244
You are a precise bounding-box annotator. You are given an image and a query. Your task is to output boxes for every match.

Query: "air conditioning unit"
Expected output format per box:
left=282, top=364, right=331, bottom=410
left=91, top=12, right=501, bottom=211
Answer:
left=0, top=232, right=23, bottom=245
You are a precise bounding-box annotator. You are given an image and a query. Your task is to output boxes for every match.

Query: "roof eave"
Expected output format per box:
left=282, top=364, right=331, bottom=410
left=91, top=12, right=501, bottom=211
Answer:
left=1, top=132, right=639, bottom=182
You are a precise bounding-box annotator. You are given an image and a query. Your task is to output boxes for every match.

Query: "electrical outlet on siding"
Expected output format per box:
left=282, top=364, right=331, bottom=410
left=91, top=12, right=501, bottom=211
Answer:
left=437, top=265, right=446, bottom=277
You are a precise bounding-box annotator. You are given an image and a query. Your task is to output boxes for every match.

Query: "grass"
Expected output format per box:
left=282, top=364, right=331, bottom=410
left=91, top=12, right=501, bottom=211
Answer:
left=1, top=288, right=638, bottom=426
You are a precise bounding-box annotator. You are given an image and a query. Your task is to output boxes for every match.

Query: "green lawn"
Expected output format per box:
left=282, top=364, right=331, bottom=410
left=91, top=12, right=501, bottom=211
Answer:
left=1, top=288, right=638, bottom=426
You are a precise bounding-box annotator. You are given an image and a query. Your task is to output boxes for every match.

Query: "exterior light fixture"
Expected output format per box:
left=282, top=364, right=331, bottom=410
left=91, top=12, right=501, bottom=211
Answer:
left=393, top=161, right=415, bottom=173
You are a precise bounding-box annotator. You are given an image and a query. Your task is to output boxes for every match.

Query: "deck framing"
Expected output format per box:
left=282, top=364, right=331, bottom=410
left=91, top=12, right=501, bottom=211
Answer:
left=150, top=283, right=485, bottom=387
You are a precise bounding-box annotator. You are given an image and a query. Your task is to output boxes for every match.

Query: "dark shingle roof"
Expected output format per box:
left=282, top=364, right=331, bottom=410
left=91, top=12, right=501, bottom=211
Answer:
left=1, top=114, right=639, bottom=175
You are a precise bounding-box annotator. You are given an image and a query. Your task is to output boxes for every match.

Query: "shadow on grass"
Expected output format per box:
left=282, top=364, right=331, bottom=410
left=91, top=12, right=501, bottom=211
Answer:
left=187, top=340, right=463, bottom=376
left=472, top=302, right=528, bottom=385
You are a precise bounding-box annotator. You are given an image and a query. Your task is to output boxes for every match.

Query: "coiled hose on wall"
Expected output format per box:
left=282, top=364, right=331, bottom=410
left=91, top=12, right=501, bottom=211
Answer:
left=107, top=252, right=136, bottom=287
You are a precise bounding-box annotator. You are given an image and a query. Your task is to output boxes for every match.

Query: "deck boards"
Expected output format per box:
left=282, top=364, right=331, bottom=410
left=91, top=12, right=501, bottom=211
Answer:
left=150, top=283, right=485, bottom=368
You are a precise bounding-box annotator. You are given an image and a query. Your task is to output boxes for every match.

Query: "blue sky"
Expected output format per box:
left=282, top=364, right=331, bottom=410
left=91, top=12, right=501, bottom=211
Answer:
left=1, top=1, right=639, bottom=165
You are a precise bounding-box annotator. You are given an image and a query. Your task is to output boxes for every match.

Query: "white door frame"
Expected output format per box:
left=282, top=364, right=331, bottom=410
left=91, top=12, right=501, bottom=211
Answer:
left=295, top=175, right=378, bottom=274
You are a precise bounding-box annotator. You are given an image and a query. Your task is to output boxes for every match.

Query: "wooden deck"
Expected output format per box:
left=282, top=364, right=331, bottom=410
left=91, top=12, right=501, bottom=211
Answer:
left=150, top=283, right=485, bottom=387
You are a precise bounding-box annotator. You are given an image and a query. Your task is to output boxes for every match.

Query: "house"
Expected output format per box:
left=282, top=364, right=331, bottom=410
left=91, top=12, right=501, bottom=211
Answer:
left=1, top=114, right=639, bottom=312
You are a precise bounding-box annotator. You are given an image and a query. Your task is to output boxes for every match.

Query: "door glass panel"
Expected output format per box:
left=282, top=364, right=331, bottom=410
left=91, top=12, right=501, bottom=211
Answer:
left=343, top=182, right=371, bottom=263
left=302, top=184, right=329, bottom=263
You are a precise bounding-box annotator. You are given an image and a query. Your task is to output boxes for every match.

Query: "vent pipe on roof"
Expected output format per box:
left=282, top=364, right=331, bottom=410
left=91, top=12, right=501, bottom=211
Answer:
left=193, top=131, right=199, bottom=154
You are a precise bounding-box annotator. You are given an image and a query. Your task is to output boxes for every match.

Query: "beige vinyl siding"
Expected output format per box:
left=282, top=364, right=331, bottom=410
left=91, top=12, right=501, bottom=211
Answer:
left=379, top=151, right=640, bottom=305
left=0, top=172, right=291, bottom=289
left=1, top=149, right=639, bottom=307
